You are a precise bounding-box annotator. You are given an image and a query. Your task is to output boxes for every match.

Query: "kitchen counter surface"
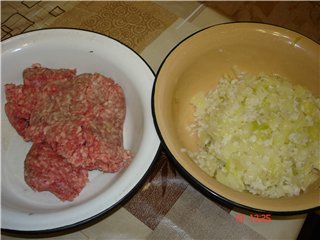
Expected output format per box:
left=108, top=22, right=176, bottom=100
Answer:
left=1, top=1, right=319, bottom=239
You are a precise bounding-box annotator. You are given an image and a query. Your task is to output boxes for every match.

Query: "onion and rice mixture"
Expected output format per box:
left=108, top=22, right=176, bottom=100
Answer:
left=186, top=70, right=320, bottom=198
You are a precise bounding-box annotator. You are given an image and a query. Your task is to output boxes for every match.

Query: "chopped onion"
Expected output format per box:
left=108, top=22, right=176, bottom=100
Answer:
left=187, top=71, right=320, bottom=198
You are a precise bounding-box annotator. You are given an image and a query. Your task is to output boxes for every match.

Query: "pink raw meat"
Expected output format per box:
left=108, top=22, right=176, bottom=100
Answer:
left=4, top=64, right=132, bottom=201
left=5, top=64, right=76, bottom=139
left=23, top=63, right=76, bottom=87
left=25, top=73, right=132, bottom=172
left=25, top=143, right=88, bottom=201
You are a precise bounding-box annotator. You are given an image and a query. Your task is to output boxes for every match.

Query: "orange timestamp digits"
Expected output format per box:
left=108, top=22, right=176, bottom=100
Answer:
left=235, top=213, right=272, bottom=223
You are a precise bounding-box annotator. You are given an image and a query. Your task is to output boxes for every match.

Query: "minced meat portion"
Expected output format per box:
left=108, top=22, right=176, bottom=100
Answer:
left=23, top=63, right=76, bottom=87
left=4, top=64, right=132, bottom=201
left=5, top=64, right=76, bottom=139
left=25, top=143, right=88, bottom=201
left=5, top=84, right=39, bottom=138
left=25, top=73, right=132, bottom=172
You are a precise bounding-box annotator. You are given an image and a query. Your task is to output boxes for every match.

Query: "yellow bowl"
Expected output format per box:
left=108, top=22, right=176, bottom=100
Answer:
left=153, top=23, right=320, bottom=214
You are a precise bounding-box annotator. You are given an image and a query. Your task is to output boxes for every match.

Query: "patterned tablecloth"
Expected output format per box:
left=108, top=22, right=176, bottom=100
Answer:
left=1, top=1, right=319, bottom=240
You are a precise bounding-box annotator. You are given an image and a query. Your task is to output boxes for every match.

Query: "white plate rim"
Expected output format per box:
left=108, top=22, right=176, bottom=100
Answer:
left=1, top=28, right=161, bottom=234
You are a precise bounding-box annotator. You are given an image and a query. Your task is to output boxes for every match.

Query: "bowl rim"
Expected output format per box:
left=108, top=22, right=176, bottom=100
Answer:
left=151, top=22, right=320, bottom=215
left=1, top=27, right=161, bottom=236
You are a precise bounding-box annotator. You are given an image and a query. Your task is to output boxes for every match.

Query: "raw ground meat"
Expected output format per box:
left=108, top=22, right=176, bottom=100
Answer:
left=23, top=63, right=76, bottom=87
left=25, top=143, right=88, bottom=201
left=5, top=64, right=76, bottom=139
left=5, top=64, right=132, bottom=201
left=4, top=84, right=39, bottom=138
left=25, top=73, right=132, bottom=172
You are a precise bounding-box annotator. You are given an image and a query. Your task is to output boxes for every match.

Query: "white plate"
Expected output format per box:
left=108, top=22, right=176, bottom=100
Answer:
left=1, top=29, right=160, bottom=232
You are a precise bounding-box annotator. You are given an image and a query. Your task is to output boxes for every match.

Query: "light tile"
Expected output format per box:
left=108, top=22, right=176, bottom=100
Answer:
left=81, top=207, right=152, bottom=240
left=140, top=18, right=200, bottom=72
left=191, top=7, right=232, bottom=29
left=147, top=185, right=265, bottom=240
left=155, top=1, right=202, bottom=20
left=230, top=209, right=306, bottom=240
left=140, top=5, right=232, bottom=73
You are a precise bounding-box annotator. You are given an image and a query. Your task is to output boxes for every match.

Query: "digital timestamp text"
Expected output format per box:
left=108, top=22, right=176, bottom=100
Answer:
left=235, top=213, right=272, bottom=223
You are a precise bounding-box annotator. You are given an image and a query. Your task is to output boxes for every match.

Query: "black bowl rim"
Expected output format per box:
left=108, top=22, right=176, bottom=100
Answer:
left=1, top=27, right=161, bottom=237
left=151, top=21, right=320, bottom=216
